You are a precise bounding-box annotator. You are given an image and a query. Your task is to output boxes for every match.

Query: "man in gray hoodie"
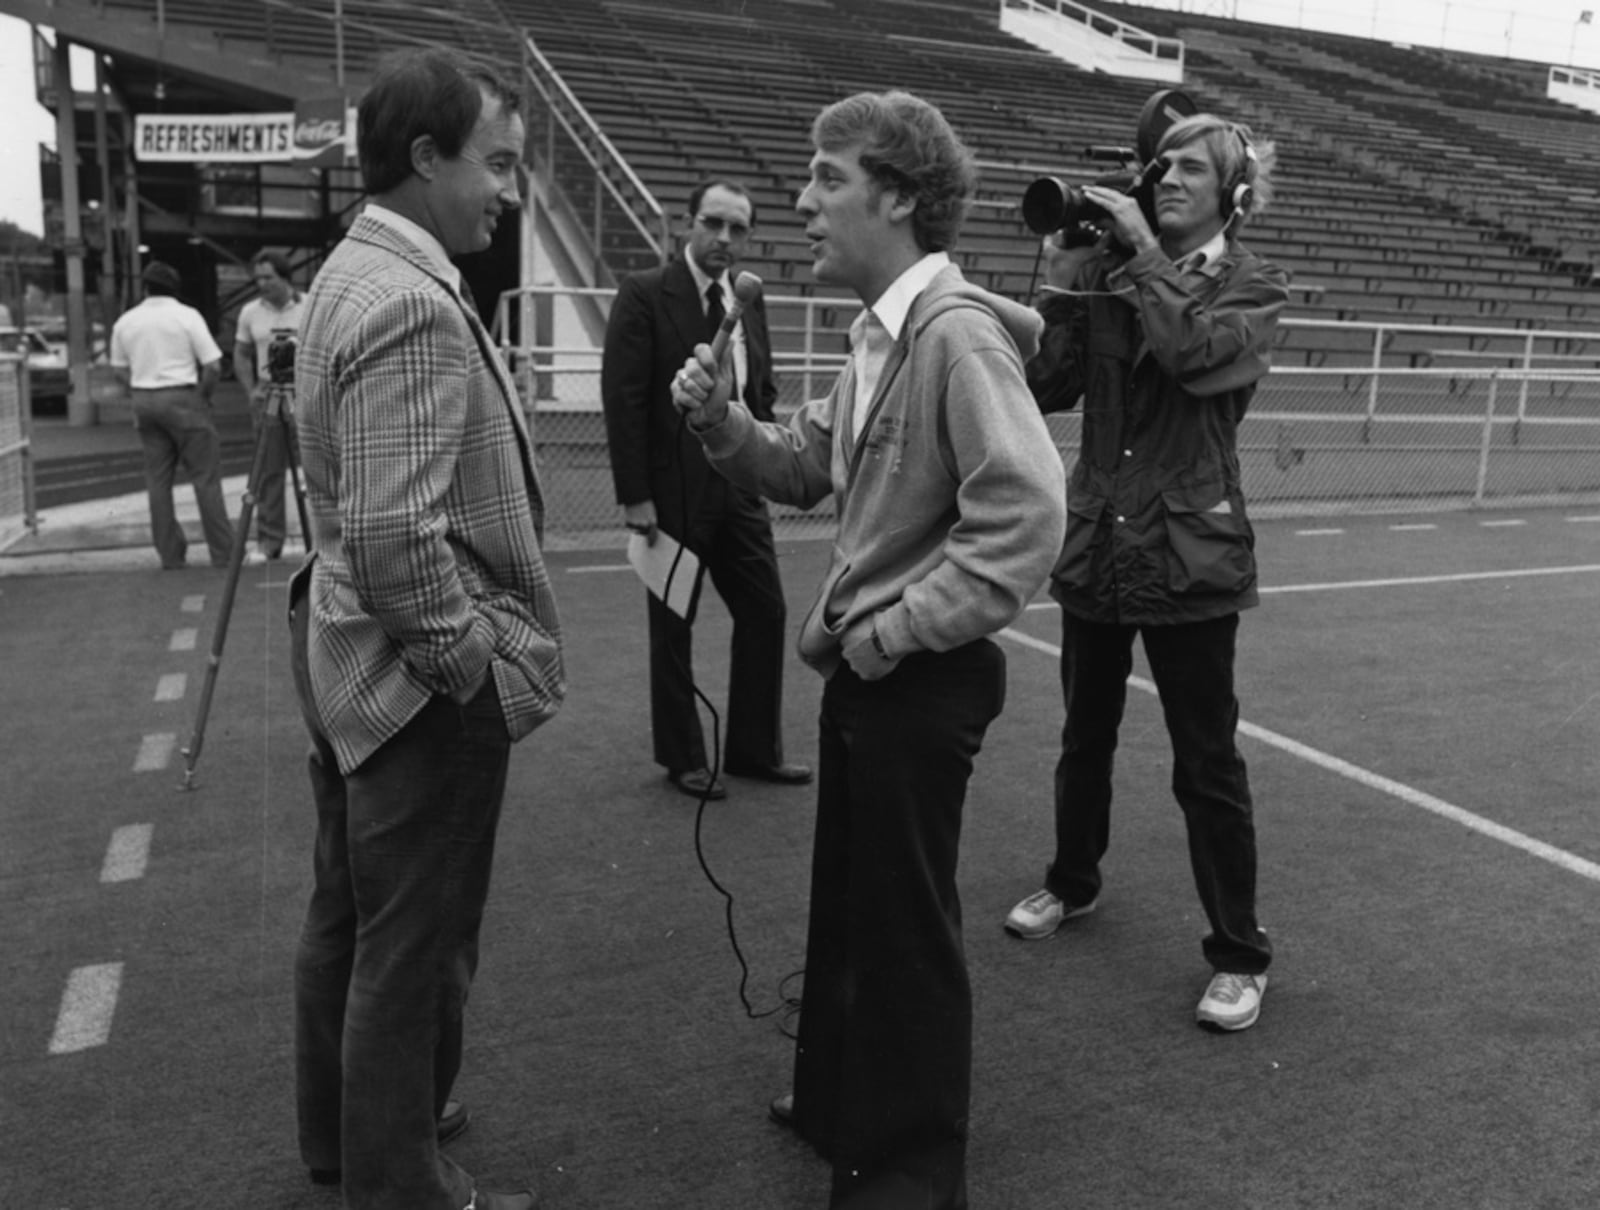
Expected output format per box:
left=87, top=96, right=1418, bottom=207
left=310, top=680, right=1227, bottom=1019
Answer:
left=674, top=90, right=1066, bottom=1210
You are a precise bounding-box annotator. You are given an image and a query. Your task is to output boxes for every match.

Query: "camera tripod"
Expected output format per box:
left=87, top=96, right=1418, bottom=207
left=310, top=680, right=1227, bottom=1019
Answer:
left=179, top=382, right=311, bottom=790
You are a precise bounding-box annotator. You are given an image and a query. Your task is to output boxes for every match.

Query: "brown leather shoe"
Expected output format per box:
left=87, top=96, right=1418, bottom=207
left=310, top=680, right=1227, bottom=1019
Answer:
left=726, top=761, right=813, bottom=785
left=667, top=768, right=726, bottom=800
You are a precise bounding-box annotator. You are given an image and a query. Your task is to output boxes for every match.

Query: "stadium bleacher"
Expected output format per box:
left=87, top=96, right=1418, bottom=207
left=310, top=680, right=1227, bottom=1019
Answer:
left=19, top=0, right=1600, bottom=371
left=484, top=0, right=1600, bottom=371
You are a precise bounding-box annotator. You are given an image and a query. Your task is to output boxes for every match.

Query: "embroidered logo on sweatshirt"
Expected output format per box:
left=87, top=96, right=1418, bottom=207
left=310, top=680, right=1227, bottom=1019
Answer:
left=861, top=415, right=907, bottom=474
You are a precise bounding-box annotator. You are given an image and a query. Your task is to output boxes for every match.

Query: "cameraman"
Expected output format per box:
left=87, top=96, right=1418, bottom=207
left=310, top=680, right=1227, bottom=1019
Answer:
left=1005, top=114, right=1289, bottom=1033
left=233, top=248, right=305, bottom=562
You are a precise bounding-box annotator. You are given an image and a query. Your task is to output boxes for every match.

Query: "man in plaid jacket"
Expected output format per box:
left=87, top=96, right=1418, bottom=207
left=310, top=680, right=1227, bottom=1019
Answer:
left=286, top=48, right=563, bottom=1210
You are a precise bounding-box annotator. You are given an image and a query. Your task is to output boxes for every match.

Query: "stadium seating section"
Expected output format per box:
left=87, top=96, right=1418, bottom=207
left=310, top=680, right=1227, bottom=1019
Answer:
left=505, top=0, right=1600, bottom=368
left=81, top=0, right=1600, bottom=371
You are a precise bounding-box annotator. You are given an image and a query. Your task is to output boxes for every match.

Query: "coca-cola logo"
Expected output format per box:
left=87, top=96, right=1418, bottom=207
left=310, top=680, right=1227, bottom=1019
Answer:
left=295, top=118, right=343, bottom=146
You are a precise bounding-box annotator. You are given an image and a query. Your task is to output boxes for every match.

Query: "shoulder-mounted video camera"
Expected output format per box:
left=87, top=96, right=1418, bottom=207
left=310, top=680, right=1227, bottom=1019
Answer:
left=266, top=330, right=296, bottom=386
left=1020, top=88, right=1198, bottom=241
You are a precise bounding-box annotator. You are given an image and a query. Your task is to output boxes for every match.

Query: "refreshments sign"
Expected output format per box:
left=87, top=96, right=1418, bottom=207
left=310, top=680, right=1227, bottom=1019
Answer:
left=134, top=104, right=354, bottom=164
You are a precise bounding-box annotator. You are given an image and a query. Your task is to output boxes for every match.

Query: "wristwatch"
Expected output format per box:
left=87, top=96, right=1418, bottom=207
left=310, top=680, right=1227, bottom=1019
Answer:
left=870, top=621, right=891, bottom=663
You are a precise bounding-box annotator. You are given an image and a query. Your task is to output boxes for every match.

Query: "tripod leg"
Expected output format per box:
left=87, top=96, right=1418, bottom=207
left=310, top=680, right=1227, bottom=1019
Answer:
left=178, top=418, right=272, bottom=790
left=283, top=412, right=312, bottom=551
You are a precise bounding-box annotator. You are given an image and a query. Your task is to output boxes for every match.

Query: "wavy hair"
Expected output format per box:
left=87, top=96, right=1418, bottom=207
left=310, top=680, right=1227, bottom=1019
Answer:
left=810, top=90, right=976, bottom=252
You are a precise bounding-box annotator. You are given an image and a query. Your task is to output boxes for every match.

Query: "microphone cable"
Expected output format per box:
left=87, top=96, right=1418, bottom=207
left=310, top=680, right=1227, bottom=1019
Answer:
left=670, top=380, right=804, bottom=1037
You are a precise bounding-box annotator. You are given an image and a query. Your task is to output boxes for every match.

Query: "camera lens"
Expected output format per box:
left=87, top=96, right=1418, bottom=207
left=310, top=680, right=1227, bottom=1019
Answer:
left=1022, top=177, right=1072, bottom=235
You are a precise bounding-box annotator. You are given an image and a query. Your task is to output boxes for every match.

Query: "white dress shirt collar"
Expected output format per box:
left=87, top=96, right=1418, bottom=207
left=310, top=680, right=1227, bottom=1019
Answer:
left=864, top=251, right=950, bottom=341
left=1174, top=230, right=1228, bottom=276
left=684, top=246, right=731, bottom=303
left=363, top=203, right=463, bottom=295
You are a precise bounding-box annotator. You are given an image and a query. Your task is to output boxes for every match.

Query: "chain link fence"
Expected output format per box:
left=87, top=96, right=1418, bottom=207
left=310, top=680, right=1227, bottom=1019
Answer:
left=497, top=289, right=1600, bottom=549
left=0, top=356, right=35, bottom=553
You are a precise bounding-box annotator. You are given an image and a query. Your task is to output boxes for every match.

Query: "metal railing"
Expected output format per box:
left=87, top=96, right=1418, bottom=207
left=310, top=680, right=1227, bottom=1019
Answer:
left=522, top=35, right=670, bottom=288
left=494, top=288, right=1600, bottom=547
left=999, top=0, right=1185, bottom=74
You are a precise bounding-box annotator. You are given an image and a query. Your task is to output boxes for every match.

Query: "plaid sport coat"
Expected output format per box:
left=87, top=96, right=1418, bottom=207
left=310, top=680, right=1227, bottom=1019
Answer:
left=293, top=212, right=565, bottom=774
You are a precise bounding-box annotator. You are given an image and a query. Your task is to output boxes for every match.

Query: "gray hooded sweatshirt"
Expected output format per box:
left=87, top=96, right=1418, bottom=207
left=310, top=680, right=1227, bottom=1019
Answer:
left=696, top=263, right=1067, bottom=678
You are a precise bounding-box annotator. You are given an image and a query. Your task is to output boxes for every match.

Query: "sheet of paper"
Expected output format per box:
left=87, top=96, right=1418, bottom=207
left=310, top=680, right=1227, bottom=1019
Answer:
left=627, top=531, right=700, bottom=620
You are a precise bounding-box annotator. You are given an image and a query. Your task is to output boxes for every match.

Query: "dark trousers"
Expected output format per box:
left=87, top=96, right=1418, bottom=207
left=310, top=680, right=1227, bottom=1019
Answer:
left=131, top=386, right=234, bottom=568
left=249, top=403, right=295, bottom=551
left=1047, top=610, right=1271, bottom=974
left=290, top=582, right=510, bottom=1209
left=649, top=483, right=787, bottom=774
left=792, top=640, right=1006, bottom=1210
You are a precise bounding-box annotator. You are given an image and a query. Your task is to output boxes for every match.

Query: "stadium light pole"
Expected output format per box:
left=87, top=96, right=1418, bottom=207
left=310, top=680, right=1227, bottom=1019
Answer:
left=335, top=0, right=346, bottom=92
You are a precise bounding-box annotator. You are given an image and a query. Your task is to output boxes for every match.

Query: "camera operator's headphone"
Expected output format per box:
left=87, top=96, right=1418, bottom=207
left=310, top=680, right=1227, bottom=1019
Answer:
left=1221, top=125, right=1259, bottom=222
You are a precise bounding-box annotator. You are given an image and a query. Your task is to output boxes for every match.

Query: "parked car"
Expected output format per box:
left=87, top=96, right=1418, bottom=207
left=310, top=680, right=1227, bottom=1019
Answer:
left=0, top=326, right=71, bottom=414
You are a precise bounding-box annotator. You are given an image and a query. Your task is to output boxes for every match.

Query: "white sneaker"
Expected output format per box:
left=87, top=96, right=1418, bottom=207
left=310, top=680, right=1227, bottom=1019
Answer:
left=1196, top=972, right=1267, bottom=1032
left=1003, top=889, right=1097, bottom=940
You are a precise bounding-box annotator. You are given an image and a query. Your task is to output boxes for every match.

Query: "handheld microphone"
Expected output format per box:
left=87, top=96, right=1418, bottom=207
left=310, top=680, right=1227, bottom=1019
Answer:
left=709, top=271, right=763, bottom=366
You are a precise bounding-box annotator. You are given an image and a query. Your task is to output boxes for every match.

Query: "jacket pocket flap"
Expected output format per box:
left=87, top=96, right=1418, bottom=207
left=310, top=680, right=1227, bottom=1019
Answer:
left=1161, top=480, right=1231, bottom=516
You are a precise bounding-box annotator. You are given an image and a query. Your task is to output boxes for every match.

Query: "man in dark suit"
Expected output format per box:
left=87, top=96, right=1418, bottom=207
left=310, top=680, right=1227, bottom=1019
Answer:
left=601, top=179, right=810, bottom=800
left=288, top=48, right=563, bottom=1210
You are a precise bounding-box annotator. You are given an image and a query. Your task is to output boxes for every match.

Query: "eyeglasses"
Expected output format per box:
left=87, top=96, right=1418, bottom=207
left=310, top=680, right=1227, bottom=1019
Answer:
left=695, top=214, right=751, bottom=239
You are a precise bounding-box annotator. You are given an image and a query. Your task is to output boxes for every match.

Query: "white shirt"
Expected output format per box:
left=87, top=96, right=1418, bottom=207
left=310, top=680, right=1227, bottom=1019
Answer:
left=685, top=249, right=749, bottom=398
left=110, top=296, right=223, bottom=389
left=236, top=292, right=306, bottom=380
left=1174, top=229, right=1228, bottom=276
left=850, top=251, right=950, bottom=444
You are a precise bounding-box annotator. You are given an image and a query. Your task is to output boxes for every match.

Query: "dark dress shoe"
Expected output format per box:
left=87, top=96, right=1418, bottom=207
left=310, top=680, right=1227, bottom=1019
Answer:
left=667, top=768, right=727, bottom=800
left=468, top=1190, right=538, bottom=1209
left=726, top=761, right=814, bottom=785
left=769, top=1091, right=796, bottom=1128
left=309, top=1167, right=340, bottom=1186
left=438, top=1099, right=471, bottom=1144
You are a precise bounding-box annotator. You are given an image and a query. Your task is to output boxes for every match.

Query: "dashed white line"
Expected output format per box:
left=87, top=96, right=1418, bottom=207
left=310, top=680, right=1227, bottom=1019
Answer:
left=154, top=673, right=187, bottom=702
left=101, top=824, right=153, bottom=883
left=569, top=563, right=632, bottom=574
left=133, top=733, right=176, bottom=772
left=1260, top=564, right=1600, bottom=594
left=180, top=595, right=206, bottom=613
left=49, top=963, right=124, bottom=1055
left=1023, top=562, right=1600, bottom=607
left=1295, top=528, right=1345, bottom=536
left=1479, top=519, right=1526, bottom=528
left=998, top=627, right=1600, bottom=886
left=1566, top=515, right=1600, bottom=524
left=1388, top=523, right=1438, bottom=531
left=169, top=628, right=198, bottom=652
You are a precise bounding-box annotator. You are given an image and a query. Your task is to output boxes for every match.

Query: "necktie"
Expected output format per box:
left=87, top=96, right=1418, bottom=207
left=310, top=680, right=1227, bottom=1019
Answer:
left=705, top=280, right=725, bottom=340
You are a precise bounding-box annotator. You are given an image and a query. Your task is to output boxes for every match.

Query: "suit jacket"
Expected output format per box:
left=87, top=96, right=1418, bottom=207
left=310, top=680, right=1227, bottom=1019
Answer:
left=600, top=255, right=778, bottom=540
left=294, top=211, right=566, bottom=774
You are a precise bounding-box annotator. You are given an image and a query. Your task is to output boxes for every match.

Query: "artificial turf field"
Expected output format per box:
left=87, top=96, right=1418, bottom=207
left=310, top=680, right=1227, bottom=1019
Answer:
left=3, top=505, right=1600, bottom=1209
